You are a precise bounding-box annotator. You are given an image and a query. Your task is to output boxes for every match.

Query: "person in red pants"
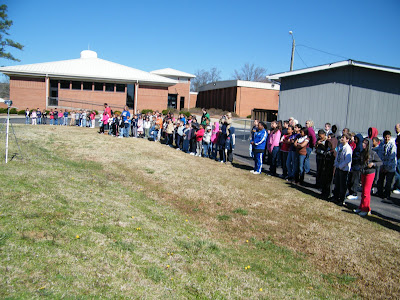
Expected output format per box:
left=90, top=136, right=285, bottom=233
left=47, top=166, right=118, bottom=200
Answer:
left=354, top=138, right=382, bottom=217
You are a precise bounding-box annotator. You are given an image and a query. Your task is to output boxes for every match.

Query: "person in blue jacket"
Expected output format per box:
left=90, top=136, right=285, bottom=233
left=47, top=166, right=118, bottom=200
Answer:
left=250, top=122, right=268, bottom=174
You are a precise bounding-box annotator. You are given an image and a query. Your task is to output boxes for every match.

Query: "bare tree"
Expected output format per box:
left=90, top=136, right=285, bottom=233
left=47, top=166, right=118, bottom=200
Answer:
left=232, top=63, right=267, bottom=82
left=191, top=67, right=222, bottom=92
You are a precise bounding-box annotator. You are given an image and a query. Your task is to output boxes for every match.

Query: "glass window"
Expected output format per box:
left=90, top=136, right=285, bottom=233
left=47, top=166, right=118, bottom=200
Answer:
left=60, top=80, right=70, bottom=89
left=126, top=84, right=134, bottom=109
left=94, top=82, right=103, bottom=91
left=50, top=80, right=58, bottom=88
left=116, top=84, right=125, bottom=92
left=105, top=83, right=114, bottom=92
left=72, top=81, right=81, bottom=90
left=83, top=82, right=92, bottom=90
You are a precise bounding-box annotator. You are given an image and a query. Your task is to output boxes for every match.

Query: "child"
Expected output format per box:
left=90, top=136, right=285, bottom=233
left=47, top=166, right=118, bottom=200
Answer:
left=286, top=124, right=301, bottom=181
left=332, top=133, right=353, bottom=205
left=294, top=127, right=309, bottom=184
left=377, top=131, right=397, bottom=200
left=280, top=126, right=292, bottom=178
left=203, top=126, right=212, bottom=157
left=211, top=121, right=219, bottom=159
left=347, top=133, right=364, bottom=200
left=267, top=120, right=281, bottom=175
left=225, top=126, right=235, bottom=164
left=354, top=138, right=382, bottom=216
left=182, top=123, right=191, bottom=153
left=195, top=124, right=205, bottom=157
left=251, top=122, right=267, bottom=174
left=176, top=122, right=185, bottom=150
left=315, top=129, right=334, bottom=197
left=324, top=123, right=332, bottom=135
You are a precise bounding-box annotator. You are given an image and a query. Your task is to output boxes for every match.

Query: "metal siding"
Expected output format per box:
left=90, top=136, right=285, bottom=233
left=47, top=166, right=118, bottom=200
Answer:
left=279, top=80, right=348, bottom=130
left=278, top=66, right=400, bottom=133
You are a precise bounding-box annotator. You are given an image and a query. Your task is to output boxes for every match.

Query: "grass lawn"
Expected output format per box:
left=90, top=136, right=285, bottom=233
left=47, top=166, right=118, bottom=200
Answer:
left=0, top=125, right=399, bottom=299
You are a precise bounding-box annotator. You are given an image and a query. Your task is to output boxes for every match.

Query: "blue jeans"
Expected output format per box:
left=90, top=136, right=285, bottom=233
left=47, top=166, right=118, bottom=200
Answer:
left=286, top=151, right=296, bottom=179
left=64, top=117, right=68, bottom=126
left=304, top=147, right=312, bottom=174
left=183, top=139, right=189, bottom=152
left=203, top=143, right=210, bottom=157
left=82, top=118, right=86, bottom=127
left=393, top=160, right=400, bottom=191
left=269, top=146, right=280, bottom=174
left=37, top=117, right=42, bottom=125
left=25, top=116, right=29, bottom=124
left=54, top=118, right=58, bottom=125
left=123, top=123, right=130, bottom=137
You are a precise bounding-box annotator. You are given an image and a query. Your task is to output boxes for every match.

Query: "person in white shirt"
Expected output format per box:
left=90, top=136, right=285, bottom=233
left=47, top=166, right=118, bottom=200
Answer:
left=332, top=133, right=353, bottom=205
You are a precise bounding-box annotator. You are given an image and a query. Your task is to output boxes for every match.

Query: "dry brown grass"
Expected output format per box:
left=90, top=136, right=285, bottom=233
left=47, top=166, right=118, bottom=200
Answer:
left=5, top=125, right=400, bottom=298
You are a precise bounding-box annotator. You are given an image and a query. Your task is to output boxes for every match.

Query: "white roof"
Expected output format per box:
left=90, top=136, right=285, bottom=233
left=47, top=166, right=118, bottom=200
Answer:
left=267, top=60, right=400, bottom=81
left=150, top=68, right=196, bottom=78
left=198, top=80, right=280, bottom=92
left=0, top=50, right=177, bottom=86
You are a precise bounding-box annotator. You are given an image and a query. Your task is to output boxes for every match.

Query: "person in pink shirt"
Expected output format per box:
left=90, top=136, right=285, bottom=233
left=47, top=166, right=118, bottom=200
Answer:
left=267, top=120, right=281, bottom=175
left=195, top=124, right=205, bottom=157
left=103, top=103, right=111, bottom=117
left=58, top=110, right=63, bottom=126
left=99, top=112, right=109, bottom=134
left=211, top=121, right=219, bottom=159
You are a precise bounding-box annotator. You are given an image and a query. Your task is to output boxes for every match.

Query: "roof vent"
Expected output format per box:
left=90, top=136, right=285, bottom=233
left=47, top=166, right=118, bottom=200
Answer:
left=80, top=50, right=98, bottom=59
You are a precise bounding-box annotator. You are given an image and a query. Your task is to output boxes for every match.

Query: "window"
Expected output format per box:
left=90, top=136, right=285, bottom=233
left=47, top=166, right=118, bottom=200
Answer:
left=116, top=84, right=125, bottom=92
left=72, top=81, right=81, bottom=90
left=60, top=80, right=70, bottom=89
left=83, top=82, right=92, bottom=90
left=94, top=82, right=103, bottom=91
left=50, top=80, right=58, bottom=88
left=126, top=84, right=134, bottom=109
left=105, top=83, right=114, bottom=92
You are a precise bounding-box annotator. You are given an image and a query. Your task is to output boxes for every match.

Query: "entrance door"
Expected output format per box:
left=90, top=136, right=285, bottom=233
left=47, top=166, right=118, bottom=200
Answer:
left=168, top=94, right=177, bottom=109
left=180, top=97, right=185, bottom=110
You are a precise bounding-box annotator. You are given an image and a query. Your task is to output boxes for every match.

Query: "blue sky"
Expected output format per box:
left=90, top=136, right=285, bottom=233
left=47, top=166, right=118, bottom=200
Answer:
left=2, top=0, right=400, bottom=79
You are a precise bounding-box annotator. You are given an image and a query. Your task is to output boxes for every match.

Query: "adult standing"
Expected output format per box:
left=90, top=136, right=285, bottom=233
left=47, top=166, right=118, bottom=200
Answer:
left=393, top=123, right=400, bottom=194
left=305, top=120, right=316, bottom=174
left=104, top=103, right=111, bottom=118
left=251, top=122, right=267, bottom=174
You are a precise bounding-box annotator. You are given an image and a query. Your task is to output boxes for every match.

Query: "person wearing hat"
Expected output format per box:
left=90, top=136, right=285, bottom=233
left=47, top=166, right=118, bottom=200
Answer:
left=251, top=122, right=268, bottom=174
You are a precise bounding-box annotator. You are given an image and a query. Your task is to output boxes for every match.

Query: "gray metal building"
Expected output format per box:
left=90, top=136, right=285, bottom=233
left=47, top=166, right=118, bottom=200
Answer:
left=268, top=60, right=400, bottom=134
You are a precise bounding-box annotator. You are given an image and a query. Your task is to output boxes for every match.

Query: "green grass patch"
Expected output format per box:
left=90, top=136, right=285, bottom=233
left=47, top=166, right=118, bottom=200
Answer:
left=217, top=214, right=231, bottom=221
left=232, top=208, right=248, bottom=215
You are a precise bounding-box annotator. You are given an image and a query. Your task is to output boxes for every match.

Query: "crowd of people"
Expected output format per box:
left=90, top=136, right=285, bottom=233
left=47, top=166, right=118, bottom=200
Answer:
left=98, top=105, right=237, bottom=163
left=250, top=118, right=400, bottom=217
left=24, top=107, right=97, bottom=127
left=23, top=103, right=400, bottom=218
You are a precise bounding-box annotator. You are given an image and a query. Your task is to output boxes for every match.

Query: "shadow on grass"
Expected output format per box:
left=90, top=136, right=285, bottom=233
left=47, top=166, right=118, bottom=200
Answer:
left=288, top=182, right=400, bottom=233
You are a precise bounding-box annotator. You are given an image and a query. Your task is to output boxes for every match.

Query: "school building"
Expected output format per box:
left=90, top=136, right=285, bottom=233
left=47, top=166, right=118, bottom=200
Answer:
left=196, top=80, right=280, bottom=119
left=0, top=50, right=196, bottom=113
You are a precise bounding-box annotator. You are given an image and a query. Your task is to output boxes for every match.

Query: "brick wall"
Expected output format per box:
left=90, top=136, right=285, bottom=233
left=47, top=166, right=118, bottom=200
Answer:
left=138, top=85, right=168, bottom=112
left=236, top=87, right=279, bottom=117
left=9, top=76, right=46, bottom=110
left=167, top=82, right=190, bottom=110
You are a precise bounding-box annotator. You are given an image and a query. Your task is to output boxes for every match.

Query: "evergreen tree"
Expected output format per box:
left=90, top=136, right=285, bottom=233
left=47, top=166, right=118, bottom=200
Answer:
left=0, top=4, right=23, bottom=62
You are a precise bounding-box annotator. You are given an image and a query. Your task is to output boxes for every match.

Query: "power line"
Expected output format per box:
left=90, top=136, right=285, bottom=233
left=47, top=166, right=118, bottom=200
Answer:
left=297, top=44, right=349, bottom=60
left=295, top=48, right=308, bottom=68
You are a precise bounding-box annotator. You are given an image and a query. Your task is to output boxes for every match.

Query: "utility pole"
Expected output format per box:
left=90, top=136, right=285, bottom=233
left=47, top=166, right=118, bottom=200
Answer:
left=289, top=31, right=295, bottom=71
